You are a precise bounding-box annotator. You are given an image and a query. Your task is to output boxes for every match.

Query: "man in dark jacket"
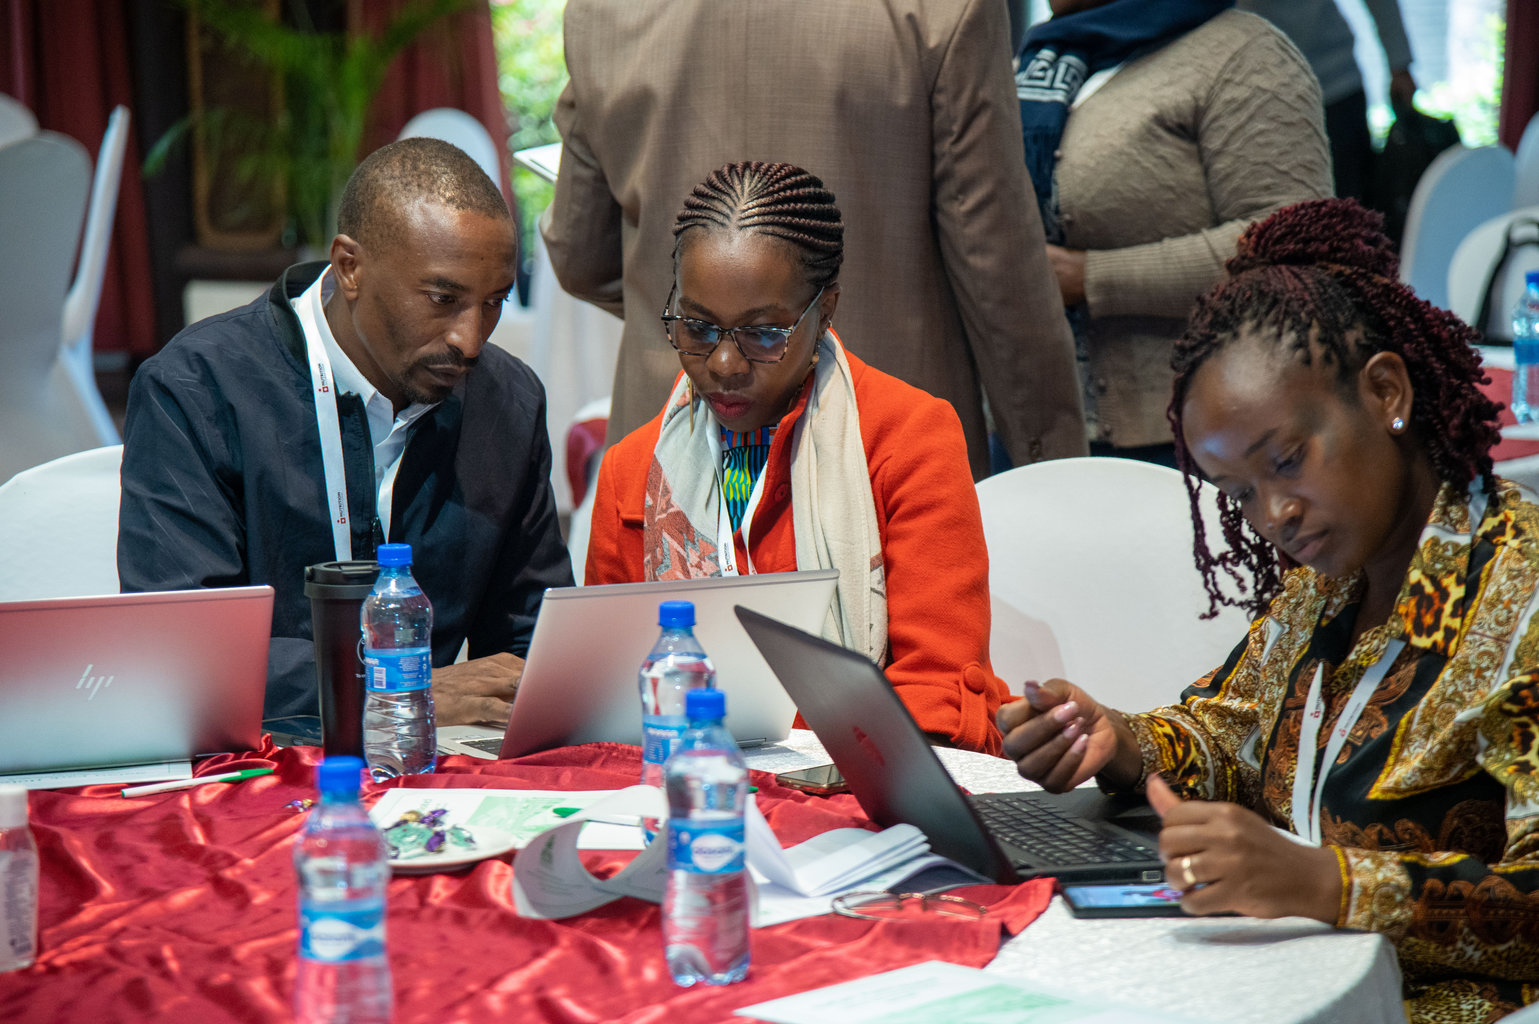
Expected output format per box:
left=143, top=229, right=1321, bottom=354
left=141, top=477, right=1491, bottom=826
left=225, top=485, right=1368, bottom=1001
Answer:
left=118, top=138, right=573, bottom=739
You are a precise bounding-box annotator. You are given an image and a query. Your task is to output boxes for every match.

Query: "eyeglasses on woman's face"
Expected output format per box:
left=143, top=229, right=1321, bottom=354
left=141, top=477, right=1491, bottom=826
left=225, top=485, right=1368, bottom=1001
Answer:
left=659, top=283, right=825, bottom=365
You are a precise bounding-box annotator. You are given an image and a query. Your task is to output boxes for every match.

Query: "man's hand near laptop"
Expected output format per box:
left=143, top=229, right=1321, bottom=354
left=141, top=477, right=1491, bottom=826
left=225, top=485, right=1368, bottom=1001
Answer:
left=433, top=653, right=525, bottom=726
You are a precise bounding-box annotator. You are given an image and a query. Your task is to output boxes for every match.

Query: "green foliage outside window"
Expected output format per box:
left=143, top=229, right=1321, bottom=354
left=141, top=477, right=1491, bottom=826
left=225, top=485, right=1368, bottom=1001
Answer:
left=490, top=0, right=568, bottom=275
left=1414, top=13, right=1504, bottom=149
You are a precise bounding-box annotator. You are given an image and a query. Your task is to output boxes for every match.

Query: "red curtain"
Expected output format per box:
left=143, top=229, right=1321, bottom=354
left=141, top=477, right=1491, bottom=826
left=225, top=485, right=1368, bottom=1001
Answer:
left=1500, top=0, right=1539, bottom=151
left=352, top=0, right=513, bottom=211
left=1, top=0, right=158, bottom=359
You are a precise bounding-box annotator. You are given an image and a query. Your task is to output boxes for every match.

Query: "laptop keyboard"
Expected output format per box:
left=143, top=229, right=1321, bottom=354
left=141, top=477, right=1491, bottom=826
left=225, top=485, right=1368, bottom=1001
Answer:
left=969, top=793, right=1159, bottom=866
left=459, top=736, right=505, bottom=756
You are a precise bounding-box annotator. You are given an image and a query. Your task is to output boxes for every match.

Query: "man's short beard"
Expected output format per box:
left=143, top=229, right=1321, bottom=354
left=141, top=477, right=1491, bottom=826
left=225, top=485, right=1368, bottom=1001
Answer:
left=396, top=353, right=478, bottom=406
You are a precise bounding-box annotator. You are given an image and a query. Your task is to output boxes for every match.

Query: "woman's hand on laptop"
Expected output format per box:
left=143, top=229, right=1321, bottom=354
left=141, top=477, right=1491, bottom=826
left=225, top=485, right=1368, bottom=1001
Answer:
left=431, top=653, right=525, bottom=727
left=996, top=679, right=1141, bottom=793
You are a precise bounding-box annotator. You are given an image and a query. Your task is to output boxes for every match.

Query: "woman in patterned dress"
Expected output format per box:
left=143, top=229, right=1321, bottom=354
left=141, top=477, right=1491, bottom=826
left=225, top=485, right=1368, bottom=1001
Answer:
left=999, top=197, right=1539, bottom=1022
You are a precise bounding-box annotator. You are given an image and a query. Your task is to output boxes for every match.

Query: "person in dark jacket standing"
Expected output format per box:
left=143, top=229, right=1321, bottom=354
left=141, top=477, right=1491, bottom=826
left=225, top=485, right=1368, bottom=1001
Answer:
left=118, top=138, right=574, bottom=740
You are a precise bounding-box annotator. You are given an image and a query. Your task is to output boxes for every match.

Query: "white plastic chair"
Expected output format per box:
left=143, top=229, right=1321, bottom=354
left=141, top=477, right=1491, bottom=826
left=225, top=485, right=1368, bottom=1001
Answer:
left=60, top=105, right=131, bottom=446
left=0, top=131, right=99, bottom=485
left=1400, top=145, right=1517, bottom=310
left=1447, top=206, right=1539, bottom=339
left=1499, top=1000, right=1539, bottom=1023
left=0, top=445, right=123, bottom=600
left=1515, top=112, right=1539, bottom=210
left=976, top=457, right=1253, bottom=712
left=0, top=92, right=37, bottom=148
left=397, top=108, right=503, bottom=189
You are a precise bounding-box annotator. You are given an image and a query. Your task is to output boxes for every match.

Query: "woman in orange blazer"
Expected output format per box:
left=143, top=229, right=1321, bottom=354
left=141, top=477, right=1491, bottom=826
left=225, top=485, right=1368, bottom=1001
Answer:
left=584, top=161, right=1009, bottom=754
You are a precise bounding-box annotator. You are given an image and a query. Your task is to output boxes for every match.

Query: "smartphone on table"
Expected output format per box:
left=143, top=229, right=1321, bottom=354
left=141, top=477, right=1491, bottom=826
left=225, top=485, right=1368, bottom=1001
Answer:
left=1060, top=882, right=1190, bottom=918
left=774, top=763, right=849, bottom=796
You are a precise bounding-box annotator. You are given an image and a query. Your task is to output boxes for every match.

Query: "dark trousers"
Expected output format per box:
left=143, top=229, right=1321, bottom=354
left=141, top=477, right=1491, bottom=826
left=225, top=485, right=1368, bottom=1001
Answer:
left=1324, top=88, right=1373, bottom=202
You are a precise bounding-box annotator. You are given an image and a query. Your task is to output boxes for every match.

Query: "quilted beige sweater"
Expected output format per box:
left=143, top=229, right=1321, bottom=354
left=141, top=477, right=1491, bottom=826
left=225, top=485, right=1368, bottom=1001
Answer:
left=1058, top=9, right=1333, bottom=447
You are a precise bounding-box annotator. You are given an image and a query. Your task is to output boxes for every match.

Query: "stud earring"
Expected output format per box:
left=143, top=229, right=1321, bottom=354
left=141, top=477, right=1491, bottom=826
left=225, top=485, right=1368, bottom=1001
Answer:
left=1391, top=417, right=1405, bottom=433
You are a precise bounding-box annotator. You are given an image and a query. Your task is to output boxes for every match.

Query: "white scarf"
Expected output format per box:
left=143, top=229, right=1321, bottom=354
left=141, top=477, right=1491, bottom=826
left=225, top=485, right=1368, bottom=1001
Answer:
left=643, top=330, right=889, bottom=664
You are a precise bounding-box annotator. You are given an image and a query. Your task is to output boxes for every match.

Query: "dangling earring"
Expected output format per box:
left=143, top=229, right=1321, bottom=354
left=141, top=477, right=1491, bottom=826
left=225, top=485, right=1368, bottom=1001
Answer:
left=1391, top=416, right=1405, bottom=433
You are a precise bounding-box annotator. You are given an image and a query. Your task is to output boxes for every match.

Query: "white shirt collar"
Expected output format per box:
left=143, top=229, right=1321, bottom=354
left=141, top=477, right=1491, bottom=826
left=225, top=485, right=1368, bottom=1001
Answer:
left=293, top=267, right=437, bottom=448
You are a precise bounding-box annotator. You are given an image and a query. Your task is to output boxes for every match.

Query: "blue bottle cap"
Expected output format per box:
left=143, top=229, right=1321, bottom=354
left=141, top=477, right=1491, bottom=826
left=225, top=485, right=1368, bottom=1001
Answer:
left=686, top=687, right=726, bottom=721
left=316, top=756, right=365, bottom=795
left=376, top=543, right=413, bottom=567
left=658, top=600, right=695, bottom=628
left=1528, top=270, right=1539, bottom=288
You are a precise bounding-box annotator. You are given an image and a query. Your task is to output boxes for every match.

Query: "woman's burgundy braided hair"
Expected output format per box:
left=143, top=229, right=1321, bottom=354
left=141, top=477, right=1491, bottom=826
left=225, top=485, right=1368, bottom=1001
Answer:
left=1168, top=198, right=1500, bottom=619
left=672, top=161, right=844, bottom=290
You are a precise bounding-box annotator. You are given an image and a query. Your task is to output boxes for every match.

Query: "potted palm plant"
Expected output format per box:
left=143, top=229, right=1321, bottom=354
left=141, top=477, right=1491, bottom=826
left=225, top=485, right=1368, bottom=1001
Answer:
left=149, top=0, right=469, bottom=252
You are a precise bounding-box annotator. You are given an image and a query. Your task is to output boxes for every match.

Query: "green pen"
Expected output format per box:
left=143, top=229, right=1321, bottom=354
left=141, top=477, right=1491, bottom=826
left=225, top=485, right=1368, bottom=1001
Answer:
left=120, top=767, right=275, bottom=798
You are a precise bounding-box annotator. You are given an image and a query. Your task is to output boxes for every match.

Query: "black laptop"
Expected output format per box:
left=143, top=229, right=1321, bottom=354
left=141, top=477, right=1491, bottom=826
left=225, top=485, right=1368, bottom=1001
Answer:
left=735, top=607, right=1167, bottom=885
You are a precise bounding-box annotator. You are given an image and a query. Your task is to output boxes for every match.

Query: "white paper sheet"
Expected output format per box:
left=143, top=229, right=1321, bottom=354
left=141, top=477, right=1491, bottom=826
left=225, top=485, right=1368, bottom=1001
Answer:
left=513, top=142, right=562, bottom=184
left=512, top=786, right=672, bottom=918
left=735, top=961, right=1205, bottom=1024
left=368, top=787, right=647, bottom=851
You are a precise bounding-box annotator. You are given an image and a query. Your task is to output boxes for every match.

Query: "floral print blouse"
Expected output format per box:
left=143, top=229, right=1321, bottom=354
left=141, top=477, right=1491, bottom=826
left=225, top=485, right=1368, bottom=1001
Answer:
left=1126, top=481, right=1539, bottom=1022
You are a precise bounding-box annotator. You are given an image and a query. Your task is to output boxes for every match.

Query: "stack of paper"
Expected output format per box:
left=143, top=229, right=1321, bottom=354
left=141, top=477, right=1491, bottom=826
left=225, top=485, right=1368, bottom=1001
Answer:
left=745, top=804, right=987, bottom=926
left=510, top=787, right=987, bottom=926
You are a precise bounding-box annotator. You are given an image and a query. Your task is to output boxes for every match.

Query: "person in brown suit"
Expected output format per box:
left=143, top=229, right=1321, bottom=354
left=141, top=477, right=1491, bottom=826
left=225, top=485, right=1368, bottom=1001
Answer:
left=541, top=0, right=1086, bottom=479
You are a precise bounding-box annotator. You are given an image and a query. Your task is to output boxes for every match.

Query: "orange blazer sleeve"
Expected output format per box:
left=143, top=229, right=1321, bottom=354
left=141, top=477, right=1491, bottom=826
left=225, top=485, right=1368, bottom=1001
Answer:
left=855, top=362, right=1010, bottom=755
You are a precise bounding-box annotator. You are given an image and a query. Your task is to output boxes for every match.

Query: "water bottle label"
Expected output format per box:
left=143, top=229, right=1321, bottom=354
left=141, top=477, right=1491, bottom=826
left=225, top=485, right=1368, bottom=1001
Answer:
left=1517, top=339, right=1539, bottom=363
left=299, top=900, right=386, bottom=962
left=0, top=851, right=37, bottom=963
left=364, top=647, right=431, bottom=693
left=642, top=716, right=686, bottom=768
left=668, top=819, right=745, bottom=874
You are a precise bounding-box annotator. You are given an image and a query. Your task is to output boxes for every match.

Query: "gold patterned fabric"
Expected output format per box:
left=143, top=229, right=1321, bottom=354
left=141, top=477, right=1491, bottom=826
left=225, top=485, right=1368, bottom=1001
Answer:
left=1124, top=482, right=1539, bottom=1022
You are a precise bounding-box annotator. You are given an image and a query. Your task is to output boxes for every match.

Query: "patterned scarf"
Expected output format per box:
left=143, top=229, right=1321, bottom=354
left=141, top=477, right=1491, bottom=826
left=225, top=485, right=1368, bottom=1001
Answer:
left=1016, top=0, right=1232, bottom=238
left=642, top=330, right=889, bottom=664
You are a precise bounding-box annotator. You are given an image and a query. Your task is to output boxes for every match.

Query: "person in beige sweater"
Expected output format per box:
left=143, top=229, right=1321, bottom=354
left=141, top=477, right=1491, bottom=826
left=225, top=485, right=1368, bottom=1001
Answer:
left=1020, top=1, right=1333, bottom=454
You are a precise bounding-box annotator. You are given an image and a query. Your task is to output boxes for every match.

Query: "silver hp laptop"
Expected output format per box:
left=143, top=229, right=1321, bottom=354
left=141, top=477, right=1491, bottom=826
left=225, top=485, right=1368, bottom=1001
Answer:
left=736, top=606, right=1166, bottom=885
left=0, top=587, right=273, bottom=778
left=438, top=570, right=839, bottom=759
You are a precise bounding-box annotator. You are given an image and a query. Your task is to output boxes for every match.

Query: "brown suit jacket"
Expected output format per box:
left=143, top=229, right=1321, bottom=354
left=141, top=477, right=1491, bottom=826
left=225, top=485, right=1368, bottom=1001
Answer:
left=542, top=0, right=1085, bottom=477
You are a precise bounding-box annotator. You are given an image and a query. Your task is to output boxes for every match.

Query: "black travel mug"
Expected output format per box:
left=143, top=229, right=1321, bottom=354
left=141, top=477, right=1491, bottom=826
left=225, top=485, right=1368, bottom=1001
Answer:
left=304, top=560, right=380, bottom=758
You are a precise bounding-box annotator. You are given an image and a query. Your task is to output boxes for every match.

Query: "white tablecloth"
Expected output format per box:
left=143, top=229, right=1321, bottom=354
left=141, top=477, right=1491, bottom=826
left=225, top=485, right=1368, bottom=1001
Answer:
left=744, top=731, right=1407, bottom=1024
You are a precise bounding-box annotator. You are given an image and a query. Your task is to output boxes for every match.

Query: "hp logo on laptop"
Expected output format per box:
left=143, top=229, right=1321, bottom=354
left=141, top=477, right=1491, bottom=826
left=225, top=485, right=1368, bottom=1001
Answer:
left=75, top=665, right=113, bottom=701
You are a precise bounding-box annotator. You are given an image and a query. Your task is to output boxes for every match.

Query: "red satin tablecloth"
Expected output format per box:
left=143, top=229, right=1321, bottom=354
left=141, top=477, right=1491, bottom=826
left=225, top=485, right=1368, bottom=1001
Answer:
left=0, top=740, right=1053, bottom=1024
left=1479, top=365, right=1539, bottom=462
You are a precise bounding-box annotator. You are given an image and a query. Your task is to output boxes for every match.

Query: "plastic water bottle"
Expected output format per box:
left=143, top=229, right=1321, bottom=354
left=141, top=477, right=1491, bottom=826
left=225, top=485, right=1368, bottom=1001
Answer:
left=293, top=756, right=392, bottom=1024
left=663, top=688, right=750, bottom=987
left=639, top=601, right=715, bottom=836
left=361, top=543, right=437, bottom=781
left=0, top=785, right=38, bottom=973
left=1513, top=271, right=1539, bottom=425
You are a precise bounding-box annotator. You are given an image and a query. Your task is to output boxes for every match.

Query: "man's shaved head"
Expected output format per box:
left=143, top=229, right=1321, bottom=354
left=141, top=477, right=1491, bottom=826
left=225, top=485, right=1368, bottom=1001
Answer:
left=335, top=136, right=509, bottom=250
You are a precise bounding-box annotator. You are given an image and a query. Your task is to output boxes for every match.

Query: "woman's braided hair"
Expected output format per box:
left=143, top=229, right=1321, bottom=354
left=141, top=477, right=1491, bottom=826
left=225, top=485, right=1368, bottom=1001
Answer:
left=1168, top=198, right=1500, bottom=619
left=673, top=161, right=843, bottom=289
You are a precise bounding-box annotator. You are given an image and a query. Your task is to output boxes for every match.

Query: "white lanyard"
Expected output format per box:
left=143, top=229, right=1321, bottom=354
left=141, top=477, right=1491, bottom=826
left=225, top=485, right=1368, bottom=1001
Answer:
left=709, top=420, right=770, bottom=576
left=714, top=469, right=766, bottom=576
left=1290, top=636, right=1405, bottom=844
left=295, top=273, right=352, bottom=562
